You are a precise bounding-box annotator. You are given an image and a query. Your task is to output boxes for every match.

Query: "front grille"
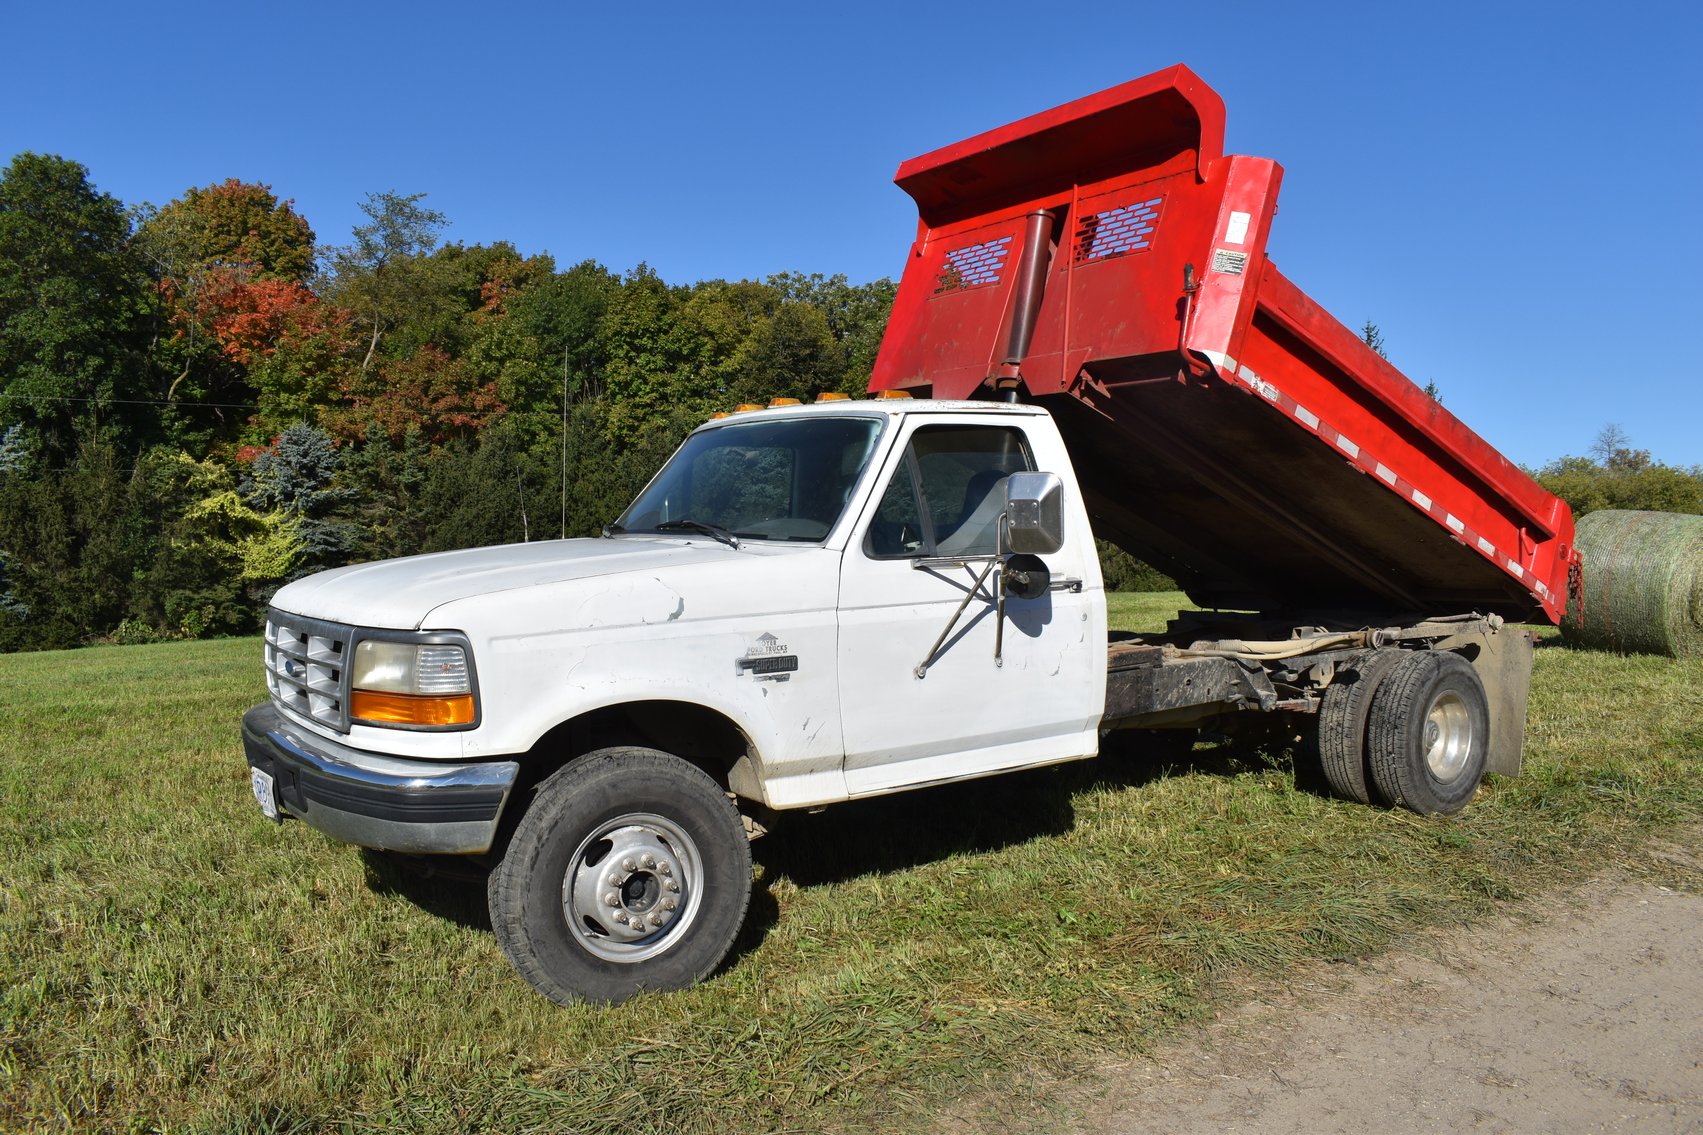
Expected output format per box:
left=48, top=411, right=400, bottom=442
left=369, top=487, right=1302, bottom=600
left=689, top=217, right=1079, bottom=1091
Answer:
left=265, top=610, right=352, bottom=732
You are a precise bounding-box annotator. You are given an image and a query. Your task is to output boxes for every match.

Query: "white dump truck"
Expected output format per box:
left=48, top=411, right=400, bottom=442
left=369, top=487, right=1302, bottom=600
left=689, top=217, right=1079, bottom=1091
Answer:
left=242, top=66, right=1575, bottom=1004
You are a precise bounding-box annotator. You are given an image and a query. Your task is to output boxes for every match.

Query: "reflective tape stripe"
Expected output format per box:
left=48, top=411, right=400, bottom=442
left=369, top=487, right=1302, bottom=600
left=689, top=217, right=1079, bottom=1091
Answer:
left=1228, top=366, right=1553, bottom=608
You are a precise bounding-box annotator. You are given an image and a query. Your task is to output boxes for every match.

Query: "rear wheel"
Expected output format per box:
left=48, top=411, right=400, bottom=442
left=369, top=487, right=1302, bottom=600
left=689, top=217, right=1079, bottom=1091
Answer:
left=487, top=746, right=752, bottom=1004
left=1316, top=649, right=1405, bottom=804
left=1367, top=651, right=1489, bottom=815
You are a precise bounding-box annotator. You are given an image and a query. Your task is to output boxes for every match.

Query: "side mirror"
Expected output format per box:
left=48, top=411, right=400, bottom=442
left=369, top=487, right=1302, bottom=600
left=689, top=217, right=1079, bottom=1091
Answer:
left=1005, top=471, right=1065, bottom=555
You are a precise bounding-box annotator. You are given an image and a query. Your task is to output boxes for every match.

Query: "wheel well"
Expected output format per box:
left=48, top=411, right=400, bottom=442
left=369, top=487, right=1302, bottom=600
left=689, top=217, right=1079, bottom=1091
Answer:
left=517, top=701, right=751, bottom=795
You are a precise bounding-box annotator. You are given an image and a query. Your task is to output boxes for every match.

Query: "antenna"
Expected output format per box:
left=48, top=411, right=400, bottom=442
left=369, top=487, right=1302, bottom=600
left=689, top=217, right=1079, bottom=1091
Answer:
left=572, top=342, right=579, bottom=538
left=516, top=469, right=529, bottom=542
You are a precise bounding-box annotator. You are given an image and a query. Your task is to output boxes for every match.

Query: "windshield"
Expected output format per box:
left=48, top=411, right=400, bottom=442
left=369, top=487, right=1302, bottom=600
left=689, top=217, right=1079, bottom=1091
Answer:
left=614, top=415, right=884, bottom=543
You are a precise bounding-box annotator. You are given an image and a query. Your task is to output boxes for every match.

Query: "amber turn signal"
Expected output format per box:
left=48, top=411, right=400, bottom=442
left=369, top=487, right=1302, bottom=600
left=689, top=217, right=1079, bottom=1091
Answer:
left=350, top=691, right=476, bottom=727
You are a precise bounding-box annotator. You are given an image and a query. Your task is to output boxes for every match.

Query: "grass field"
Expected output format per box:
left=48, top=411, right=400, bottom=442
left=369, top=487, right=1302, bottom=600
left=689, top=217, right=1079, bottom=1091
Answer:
left=2, top=592, right=1700, bottom=1133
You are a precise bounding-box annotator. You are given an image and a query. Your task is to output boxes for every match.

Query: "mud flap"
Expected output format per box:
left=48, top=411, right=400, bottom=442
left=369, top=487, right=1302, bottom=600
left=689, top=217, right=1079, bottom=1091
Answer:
left=1436, top=626, right=1536, bottom=777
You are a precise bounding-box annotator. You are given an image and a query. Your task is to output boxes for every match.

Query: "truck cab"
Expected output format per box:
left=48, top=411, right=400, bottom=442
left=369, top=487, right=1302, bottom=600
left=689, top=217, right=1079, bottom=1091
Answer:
left=245, top=397, right=1107, bottom=1004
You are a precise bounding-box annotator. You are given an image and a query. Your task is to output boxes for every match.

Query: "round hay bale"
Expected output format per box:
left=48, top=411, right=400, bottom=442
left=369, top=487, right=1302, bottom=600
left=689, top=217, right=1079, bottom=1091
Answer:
left=1561, top=509, right=1703, bottom=658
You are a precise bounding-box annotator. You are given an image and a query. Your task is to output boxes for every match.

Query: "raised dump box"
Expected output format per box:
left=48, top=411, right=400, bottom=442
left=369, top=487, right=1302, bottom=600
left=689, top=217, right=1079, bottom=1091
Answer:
left=870, top=64, right=1576, bottom=624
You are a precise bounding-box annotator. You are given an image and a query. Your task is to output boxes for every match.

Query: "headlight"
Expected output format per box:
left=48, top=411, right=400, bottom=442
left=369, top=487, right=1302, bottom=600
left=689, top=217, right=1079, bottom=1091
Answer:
left=349, top=640, right=476, bottom=727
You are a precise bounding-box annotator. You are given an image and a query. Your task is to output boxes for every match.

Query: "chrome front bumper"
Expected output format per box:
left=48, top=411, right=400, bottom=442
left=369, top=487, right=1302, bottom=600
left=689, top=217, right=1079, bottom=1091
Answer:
left=241, top=703, right=519, bottom=855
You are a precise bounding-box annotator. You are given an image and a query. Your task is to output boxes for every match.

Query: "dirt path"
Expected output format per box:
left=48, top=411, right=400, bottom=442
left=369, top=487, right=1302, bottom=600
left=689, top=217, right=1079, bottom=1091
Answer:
left=1078, top=834, right=1703, bottom=1135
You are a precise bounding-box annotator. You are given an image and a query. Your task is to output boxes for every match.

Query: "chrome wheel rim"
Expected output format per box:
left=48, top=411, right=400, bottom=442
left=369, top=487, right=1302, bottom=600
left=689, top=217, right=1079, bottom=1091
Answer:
left=1422, top=691, right=1474, bottom=782
left=564, top=812, right=703, bottom=964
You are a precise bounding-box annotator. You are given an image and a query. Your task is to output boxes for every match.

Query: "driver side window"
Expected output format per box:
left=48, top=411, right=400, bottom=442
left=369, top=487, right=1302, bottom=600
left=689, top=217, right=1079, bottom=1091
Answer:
left=864, top=424, right=1034, bottom=558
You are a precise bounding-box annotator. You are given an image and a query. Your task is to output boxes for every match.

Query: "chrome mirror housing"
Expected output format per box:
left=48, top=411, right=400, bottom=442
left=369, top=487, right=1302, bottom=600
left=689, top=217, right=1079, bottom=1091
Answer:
left=1005, top=471, right=1065, bottom=555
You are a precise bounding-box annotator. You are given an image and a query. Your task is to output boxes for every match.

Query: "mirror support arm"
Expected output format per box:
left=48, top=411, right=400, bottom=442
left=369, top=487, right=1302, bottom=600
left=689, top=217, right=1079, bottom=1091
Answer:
left=914, top=545, right=1001, bottom=680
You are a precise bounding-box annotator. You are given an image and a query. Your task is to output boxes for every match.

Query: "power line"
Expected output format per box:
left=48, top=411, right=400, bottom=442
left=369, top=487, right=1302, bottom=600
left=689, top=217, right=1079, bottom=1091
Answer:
left=1, top=394, right=261, bottom=410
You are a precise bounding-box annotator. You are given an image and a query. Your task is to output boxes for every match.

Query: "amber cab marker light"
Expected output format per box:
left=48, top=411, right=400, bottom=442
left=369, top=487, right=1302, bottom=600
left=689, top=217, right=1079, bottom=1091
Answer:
left=816, top=392, right=850, bottom=402
left=874, top=389, right=913, bottom=399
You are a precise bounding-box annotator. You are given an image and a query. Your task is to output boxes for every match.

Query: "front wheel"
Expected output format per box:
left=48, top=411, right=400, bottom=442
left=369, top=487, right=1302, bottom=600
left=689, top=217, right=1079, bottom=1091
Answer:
left=487, top=746, right=752, bottom=1004
left=1367, top=651, right=1489, bottom=816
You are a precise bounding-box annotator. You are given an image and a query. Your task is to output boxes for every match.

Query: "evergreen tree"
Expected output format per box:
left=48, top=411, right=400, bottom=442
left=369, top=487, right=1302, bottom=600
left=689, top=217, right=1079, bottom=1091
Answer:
left=243, top=424, right=358, bottom=580
left=0, top=433, right=149, bottom=649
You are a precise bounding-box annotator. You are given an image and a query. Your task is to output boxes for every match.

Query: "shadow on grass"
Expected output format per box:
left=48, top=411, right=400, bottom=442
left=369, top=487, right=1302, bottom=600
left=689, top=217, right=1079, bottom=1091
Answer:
left=357, top=731, right=1303, bottom=970
left=360, top=849, right=493, bottom=932
left=751, top=727, right=1300, bottom=892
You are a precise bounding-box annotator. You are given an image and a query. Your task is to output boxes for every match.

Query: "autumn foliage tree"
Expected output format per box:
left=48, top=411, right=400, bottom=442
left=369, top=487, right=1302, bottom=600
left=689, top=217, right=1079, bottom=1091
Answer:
left=190, top=270, right=358, bottom=437
left=135, top=179, right=322, bottom=442
left=328, top=344, right=505, bottom=446
left=141, top=179, right=315, bottom=282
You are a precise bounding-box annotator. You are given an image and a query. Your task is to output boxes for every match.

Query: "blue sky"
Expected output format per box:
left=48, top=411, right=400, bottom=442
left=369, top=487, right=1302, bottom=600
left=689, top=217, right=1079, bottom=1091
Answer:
left=4, top=0, right=1699, bottom=469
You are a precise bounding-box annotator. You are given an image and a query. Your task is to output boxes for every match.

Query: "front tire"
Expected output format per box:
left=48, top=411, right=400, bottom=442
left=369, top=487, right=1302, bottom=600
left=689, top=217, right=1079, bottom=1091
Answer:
left=1367, top=651, right=1489, bottom=816
left=487, top=746, right=752, bottom=1004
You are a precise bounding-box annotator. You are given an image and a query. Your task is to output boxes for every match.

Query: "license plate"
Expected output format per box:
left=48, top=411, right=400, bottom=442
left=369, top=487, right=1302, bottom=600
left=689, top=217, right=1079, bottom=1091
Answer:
left=251, top=767, right=280, bottom=821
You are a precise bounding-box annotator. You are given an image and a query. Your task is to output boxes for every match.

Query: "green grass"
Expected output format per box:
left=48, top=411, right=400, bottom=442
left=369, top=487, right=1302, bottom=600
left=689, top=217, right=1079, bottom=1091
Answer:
left=2, top=598, right=1700, bottom=1133
left=1104, top=590, right=1186, bottom=634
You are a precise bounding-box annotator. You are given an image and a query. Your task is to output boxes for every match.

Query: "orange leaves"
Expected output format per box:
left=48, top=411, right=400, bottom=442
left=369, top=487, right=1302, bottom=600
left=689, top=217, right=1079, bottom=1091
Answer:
left=475, top=250, right=554, bottom=320
left=193, top=269, right=351, bottom=365
left=325, top=345, right=507, bottom=446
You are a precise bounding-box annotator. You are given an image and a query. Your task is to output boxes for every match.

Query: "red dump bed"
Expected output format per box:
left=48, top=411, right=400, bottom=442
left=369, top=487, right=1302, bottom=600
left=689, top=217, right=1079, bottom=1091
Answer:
left=870, top=64, right=1575, bottom=624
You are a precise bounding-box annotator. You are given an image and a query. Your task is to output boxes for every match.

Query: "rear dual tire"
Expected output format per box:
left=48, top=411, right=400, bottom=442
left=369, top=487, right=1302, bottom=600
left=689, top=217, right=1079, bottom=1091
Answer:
left=1317, top=649, right=1406, bottom=804
left=1317, top=648, right=1489, bottom=816
left=1367, top=650, right=1489, bottom=815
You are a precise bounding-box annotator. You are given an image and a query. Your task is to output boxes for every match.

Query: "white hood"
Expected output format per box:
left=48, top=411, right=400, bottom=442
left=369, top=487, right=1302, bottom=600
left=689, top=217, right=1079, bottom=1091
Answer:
left=269, top=537, right=763, bottom=629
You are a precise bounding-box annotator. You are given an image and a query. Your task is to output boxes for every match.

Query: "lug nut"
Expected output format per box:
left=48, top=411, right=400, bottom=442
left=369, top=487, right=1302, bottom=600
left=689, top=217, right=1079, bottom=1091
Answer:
left=604, top=892, right=620, bottom=907
left=663, top=898, right=678, bottom=911
left=607, top=872, right=621, bottom=886
left=657, top=862, right=672, bottom=877
left=665, top=879, right=680, bottom=893
left=613, top=912, right=628, bottom=924
left=622, top=857, right=637, bottom=872
left=641, top=853, right=656, bottom=869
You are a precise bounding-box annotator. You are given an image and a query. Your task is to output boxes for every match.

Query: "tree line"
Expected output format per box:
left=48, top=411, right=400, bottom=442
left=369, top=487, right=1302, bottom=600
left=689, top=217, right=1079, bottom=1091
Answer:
left=0, top=155, right=898, bottom=651
left=0, top=154, right=1697, bottom=651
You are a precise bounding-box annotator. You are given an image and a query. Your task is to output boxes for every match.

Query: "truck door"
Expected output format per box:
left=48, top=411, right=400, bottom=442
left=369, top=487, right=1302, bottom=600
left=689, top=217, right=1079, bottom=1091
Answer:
left=836, top=418, right=1103, bottom=795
